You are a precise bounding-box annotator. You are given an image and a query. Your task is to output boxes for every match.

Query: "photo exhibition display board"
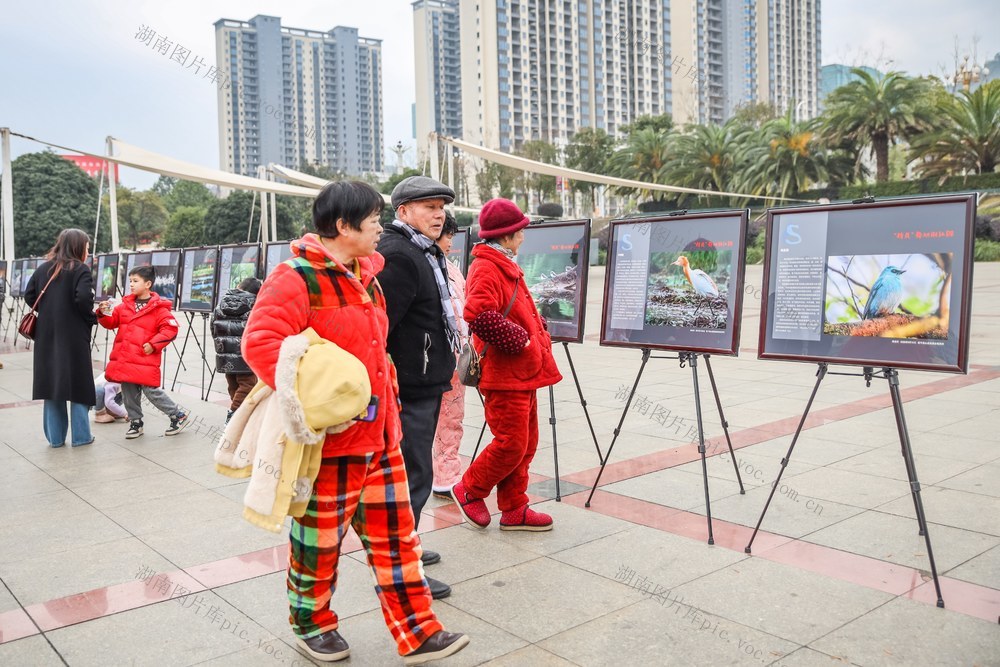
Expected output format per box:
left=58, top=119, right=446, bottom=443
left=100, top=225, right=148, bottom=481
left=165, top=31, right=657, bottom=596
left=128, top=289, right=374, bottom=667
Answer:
left=447, top=228, right=471, bottom=276
left=179, top=247, right=220, bottom=313
left=601, top=211, right=748, bottom=355
left=217, top=244, right=261, bottom=301
left=9, top=259, right=25, bottom=298
left=93, top=254, right=121, bottom=301
left=759, top=194, right=975, bottom=373
left=264, top=241, right=292, bottom=278
left=0, top=260, right=7, bottom=298
left=518, top=220, right=592, bottom=344
left=126, top=251, right=182, bottom=304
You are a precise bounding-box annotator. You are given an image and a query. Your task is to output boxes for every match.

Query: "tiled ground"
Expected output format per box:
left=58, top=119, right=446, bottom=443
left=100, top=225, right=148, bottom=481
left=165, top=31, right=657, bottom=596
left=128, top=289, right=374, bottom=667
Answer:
left=0, top=263, right=997, bottom=665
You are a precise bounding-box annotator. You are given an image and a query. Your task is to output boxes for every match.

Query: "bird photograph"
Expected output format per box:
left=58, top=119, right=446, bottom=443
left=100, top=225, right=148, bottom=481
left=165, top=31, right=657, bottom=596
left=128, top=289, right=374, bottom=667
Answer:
left=823, top=253, right=950, bottom=339
left=644, top=248, right=730, bottom=329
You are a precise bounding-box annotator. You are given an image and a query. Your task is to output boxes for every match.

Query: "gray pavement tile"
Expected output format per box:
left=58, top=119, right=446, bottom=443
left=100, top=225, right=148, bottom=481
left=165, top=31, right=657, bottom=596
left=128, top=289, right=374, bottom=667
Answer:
left=0, top=457, right=64, bottom=501
left=769, top=467, right=912, bottom=511
left=876, top=485, right=1000, bottom=537
left=140, top=516, right=288, bottom=570
left=47, top=590, right=279, bottom=667
left=528, top=439, right=605, bottom=478
left=791, top=420, right=904, bottom=449
left=946, top=543, right=1000, bottom=588
left=528, top=478, right=591, bottom=499
left=0, top=635, right=63, bottom=666
left=0, top=536, right=179, bottom=607
left=101, top=489, right=242, bottom=537
left=737, top=436, right=880, bottom=468
left=674, top=448, right=818, bottom=490
left=177, top=463, right=249, bottom=489
left=808, top=596, right=1000, bottom=666
left=551, top=525, right=748, bottom=589
left=71, top=471, right=206, bottom=510
left=603, top=467, right=748, bottom=513
left=828, top=447, right=979, bottom=486
left=777, top=646, right=864, bottom=666
left=480, top=499, right=634, bottom=557
left=188, top=638, right=308, bottom=666
left=671, top=557, right=893, bottom=645
left=934, top=462, right=1000, bottom=497
left=482, top=645, right=580, bottom=666
left=802, top=510, right=999, bottom=573
left=0, top=507, right=130, bottom=565
left=13, top=438, right=136, bottom=471
left=210, top=482, right=250, bottom=505
left=0, top=581, right=21, bottom=614
left=697, top=480, right=861, bottom=540
left=410, top=524, right=541, bottom=585
left=446, top=557, right=641, bottom=643
left=45, top=454, right=169, bottom=489
left=901, top=431, right=1000, bottom=465
left=539, top=598, right=800, bottom=667
left=927, top=409, right=1000, bottom=444
left=897, top=398, right=998, bottom=432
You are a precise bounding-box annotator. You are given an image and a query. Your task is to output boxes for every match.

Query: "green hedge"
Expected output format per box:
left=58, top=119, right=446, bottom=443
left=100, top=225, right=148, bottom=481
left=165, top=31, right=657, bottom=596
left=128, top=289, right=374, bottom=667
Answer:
left=803, top=172, right=1000, bottom=201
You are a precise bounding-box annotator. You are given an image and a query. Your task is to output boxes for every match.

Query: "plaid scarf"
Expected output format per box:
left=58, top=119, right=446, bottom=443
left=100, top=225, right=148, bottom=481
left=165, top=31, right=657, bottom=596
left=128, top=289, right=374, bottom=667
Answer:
left=390, top=220, right=461, bottom=353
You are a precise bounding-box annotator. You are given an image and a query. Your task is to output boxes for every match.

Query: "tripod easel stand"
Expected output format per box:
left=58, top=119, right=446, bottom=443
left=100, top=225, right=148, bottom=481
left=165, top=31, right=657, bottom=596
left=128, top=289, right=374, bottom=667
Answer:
left=585, top=348, right=746, bottom=544
left=743, top=363, right=945, bottom=608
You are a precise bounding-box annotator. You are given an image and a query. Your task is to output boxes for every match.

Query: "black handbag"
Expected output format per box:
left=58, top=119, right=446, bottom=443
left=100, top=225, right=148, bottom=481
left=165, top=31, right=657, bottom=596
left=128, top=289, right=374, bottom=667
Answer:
left=457, top=283, right=518, bottom=387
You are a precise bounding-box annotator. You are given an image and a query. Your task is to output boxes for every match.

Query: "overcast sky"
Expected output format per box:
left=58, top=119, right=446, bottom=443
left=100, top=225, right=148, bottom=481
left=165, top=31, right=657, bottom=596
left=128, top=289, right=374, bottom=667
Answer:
left=1, top=0, right=995, bottom=190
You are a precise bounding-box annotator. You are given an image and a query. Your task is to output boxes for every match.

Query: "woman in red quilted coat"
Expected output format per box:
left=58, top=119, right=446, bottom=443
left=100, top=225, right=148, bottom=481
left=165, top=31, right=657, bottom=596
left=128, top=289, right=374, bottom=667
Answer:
left=451, top=199, right=562, bottom=532
left=241, top=180, right=468, bottom=665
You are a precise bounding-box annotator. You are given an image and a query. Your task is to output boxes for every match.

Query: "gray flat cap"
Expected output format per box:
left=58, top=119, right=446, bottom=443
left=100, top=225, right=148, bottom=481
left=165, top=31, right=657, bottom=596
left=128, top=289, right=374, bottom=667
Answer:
left=391, top=176, right=455, bottom=209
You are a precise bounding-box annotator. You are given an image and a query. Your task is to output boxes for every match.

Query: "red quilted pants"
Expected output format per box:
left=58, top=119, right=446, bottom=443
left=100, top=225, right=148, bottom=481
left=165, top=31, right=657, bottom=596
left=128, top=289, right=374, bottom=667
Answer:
left=461, top=389, right=538, bottom=511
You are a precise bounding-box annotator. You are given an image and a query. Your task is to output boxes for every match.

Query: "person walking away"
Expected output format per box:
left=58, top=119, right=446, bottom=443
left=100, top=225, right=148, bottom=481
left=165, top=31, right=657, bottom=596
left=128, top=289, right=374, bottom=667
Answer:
left=376, top=176, right=459, bottom=599
left=212, top=276, right=261, bottom=422
left=97, top=266, right=189, bottom=439
left=243, top=180, right=469, bottom=664
left=450, top=199, right=563, bottom=531
left=24, top=228, right=98, bottom=447
left=431, top=212, right=468, bottom=497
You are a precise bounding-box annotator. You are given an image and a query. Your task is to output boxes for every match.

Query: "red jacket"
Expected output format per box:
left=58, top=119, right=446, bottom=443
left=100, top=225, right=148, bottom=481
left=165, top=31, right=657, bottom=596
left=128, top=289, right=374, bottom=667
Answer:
left=97, top=293, right=179, bottom=387
left=465, top=243, right=562, bottom=391
left=242, top=234, right=402, bottom=458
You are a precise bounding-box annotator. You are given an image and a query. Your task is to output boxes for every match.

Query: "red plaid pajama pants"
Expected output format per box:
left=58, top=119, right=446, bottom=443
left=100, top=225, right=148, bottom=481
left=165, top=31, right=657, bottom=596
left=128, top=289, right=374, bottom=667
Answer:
left=287, top=444, right=442, bottom=655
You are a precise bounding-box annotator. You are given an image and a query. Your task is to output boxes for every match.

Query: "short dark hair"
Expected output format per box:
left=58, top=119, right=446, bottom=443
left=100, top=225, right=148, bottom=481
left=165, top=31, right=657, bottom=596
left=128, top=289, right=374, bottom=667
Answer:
left=441, top=211, right=459, bottom=238
left=129, top=265, right=155, bottom=284
left=313, top=181, right=386, bottom=237
left=238, top=277, right=262, bottom=294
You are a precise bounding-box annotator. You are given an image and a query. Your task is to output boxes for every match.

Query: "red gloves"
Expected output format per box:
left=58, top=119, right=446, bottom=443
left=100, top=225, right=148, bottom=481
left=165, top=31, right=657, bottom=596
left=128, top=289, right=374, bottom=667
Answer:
left=470, top=310, right=529, bottom=354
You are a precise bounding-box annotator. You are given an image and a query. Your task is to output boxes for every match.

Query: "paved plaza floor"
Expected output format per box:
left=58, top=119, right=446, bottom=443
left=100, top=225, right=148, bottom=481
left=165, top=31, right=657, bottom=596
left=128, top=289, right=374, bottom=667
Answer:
left=0, top=263, right=997, bottom=666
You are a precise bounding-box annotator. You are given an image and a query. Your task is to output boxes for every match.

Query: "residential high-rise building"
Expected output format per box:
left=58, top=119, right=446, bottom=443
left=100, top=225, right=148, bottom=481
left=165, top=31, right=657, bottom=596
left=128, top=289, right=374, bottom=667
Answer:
left=431, top=0, right=671, bottom=154
left=672, top=0, right=820, bottom=125
left=214, top=15, right=384, bottom=178
left=413, top=0, right=463, bottom=160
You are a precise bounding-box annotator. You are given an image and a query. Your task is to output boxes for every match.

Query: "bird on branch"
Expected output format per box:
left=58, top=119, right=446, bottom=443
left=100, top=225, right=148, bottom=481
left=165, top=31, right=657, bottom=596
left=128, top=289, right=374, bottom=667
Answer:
left=862, top=266, right=906, bottom=320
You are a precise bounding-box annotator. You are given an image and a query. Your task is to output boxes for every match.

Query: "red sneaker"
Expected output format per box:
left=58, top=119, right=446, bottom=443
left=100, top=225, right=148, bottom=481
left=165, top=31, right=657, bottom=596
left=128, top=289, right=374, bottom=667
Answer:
left=451, top=481, right=490, bottom=529
left=499, top=505, right=553, bottom=532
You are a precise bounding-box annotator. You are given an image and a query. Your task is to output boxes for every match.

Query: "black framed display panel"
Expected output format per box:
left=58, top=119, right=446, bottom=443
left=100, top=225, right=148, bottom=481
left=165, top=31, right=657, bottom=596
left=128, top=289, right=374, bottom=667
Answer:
left=92, top=253, right=121, bottom=301
left=264, top=241, right=293, bottom=278
left=126, top=250, right=182, bottom=305
left=0, top=260, right=7, bottom=299
left=758, top=194, right=976, bottom=374
left=446, top=228, right=471, bottom=277
left=600, top=210, right=749, bottom=355
left=10, top=259, right=26, bottom=298
left=519, top=219, right=592, bottom=344
left=179, top=246, right=220, bottom=313
left=217, top=244, right=262, bottom=302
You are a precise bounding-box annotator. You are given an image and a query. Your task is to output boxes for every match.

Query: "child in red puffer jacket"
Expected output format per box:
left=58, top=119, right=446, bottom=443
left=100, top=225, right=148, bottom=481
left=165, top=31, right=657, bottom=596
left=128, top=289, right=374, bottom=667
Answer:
left=97, top=266, right=189, bottom=439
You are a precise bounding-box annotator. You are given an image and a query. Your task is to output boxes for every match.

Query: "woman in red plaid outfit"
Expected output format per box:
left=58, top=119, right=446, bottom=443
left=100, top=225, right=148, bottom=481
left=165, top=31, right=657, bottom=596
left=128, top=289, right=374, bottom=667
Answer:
left=243, top=181, right=468, bottom=665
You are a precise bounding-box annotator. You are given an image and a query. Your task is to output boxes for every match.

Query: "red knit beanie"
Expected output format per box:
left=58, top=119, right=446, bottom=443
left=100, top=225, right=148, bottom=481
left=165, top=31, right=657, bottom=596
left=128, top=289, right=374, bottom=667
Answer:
left=478, top=198, right=529, bottom=240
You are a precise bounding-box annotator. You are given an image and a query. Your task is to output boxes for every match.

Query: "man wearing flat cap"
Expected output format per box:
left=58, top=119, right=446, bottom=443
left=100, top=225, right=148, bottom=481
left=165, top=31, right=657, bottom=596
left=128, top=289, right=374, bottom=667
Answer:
left=377, top=175, right=459, bottom=600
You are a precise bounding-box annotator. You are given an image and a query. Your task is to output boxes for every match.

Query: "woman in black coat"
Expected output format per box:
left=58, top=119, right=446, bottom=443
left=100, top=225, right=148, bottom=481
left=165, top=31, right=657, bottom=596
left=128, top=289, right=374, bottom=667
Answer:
left=24, top=228, right=98, bottom=447
left=211, top=276, right=260, bottom=421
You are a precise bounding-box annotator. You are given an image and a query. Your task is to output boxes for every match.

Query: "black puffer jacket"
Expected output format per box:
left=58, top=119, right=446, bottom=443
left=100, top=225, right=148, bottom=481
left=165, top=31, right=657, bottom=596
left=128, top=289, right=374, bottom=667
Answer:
left=211, top=288, right=256, bottom=374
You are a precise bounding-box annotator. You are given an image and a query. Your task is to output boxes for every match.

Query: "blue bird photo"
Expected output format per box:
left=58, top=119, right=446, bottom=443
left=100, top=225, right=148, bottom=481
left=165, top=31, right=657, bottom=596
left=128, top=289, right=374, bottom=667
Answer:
left=862, top=266, right=906, bottom=320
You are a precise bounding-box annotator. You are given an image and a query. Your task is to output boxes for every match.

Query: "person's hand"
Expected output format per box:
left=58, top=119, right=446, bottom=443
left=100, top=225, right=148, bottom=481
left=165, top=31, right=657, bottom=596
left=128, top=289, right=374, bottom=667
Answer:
left=98, top=300, right=110, bottom=315
left=142, top=343, right=154, bottom=355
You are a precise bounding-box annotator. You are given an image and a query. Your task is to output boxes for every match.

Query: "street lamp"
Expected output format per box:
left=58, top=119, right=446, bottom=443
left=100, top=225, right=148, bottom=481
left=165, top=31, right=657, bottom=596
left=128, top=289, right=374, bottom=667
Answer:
left=946, top=54, right=990, bottom=92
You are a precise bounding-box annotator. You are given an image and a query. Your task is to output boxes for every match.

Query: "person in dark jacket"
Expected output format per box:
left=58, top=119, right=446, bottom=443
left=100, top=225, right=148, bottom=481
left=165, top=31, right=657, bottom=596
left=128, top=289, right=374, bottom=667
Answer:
left=24, top=228, right=98, bottom=448
left=376, top=175, right=457, bottom=600
left=211, top=276, right=261, bottom=422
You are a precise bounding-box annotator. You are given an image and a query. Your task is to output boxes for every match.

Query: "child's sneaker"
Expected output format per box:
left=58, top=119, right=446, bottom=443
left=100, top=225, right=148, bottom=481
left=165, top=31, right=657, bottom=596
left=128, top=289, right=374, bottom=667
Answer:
left=125, top=420, right=144, bottom=439
left=165, top=410, right=189, bottom=436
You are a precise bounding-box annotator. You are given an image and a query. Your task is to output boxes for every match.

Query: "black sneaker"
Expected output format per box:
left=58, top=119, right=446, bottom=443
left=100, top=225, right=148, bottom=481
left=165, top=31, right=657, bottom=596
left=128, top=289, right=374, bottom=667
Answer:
left=165, top=410, right=189, bottom=436
left=125, top=420, right=144, bottom=439
left=295, top=629, right=350, bottom=662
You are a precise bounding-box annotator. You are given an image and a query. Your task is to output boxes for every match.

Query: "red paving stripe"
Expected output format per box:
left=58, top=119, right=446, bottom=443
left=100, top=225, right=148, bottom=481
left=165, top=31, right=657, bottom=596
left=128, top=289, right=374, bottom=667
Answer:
left=563, top=489, right=1000, bottom=624
left=563, top=366, right=1000, bottom=489
left=0, top=400, right=42, bottom=410
left=0, top=609, right=37, bottom=643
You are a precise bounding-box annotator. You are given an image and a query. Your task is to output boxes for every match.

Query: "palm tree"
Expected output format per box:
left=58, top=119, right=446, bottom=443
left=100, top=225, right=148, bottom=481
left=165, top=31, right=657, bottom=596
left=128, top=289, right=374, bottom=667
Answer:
left=909, top=80, right=1000, bottom=177
left=663, top=120, right=752, bottom=206
left=607, top=128, right=672, bottom=200
left=821, top=69, right=936, bottom=182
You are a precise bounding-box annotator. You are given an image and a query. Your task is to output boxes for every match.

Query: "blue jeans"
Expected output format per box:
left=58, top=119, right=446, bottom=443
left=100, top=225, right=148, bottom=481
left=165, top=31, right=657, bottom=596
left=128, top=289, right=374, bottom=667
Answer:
left=43, top=400, right=93, bottom=447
